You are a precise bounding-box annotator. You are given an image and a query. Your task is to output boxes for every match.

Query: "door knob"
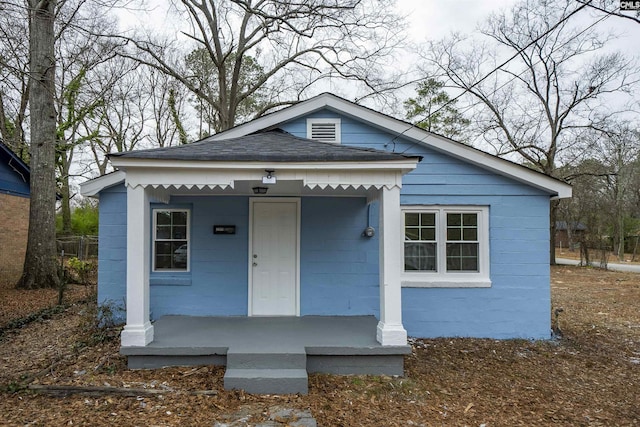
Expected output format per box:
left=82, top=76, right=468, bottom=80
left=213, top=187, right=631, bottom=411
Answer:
left=253, top=262, right=258, bottom=267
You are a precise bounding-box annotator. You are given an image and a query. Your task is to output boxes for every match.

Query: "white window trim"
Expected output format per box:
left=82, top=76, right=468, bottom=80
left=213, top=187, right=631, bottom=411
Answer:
left=152, top=208, right=191, bottom=273
left=401, top=205, right=491, bottom=288
left=306, top=118, right=341, bottom=144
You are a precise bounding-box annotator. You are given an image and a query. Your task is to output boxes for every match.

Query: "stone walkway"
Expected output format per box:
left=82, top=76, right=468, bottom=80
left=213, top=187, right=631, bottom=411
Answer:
left=213, top=405, right=317, bottom=427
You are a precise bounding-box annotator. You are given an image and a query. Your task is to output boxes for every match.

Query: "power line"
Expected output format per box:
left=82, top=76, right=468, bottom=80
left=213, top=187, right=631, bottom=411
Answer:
left=452, top=6, right=613, bottom=129
left=387, top=0, right=597, bottom=151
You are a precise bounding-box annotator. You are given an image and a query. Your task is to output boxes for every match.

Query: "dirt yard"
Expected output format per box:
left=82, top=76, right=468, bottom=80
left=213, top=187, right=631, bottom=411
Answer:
left=1, top=266, right=639, bottom=426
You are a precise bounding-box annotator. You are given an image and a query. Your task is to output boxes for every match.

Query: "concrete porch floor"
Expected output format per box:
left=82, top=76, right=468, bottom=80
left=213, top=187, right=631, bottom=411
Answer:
left=120, top=315, right=411, bottom=394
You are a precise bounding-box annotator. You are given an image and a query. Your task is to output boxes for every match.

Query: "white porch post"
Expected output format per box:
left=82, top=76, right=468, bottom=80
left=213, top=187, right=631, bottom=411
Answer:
left=377, top=185, right=407, bottom=346
left=120, top=184, right=154, bottom=347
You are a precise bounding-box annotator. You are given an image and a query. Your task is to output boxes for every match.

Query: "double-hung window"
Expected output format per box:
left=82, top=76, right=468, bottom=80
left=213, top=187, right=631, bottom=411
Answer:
left=402, top=206, right=490, bottom=287
left=153, top=209, right=190, bottom=271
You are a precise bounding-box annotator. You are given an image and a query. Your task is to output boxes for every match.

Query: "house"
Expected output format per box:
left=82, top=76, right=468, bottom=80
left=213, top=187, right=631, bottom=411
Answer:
left=0, top=140, right=30, bottom=286
left=80, top=93, right=571, bottom=394
left=555, top=221, right=586, bottom=250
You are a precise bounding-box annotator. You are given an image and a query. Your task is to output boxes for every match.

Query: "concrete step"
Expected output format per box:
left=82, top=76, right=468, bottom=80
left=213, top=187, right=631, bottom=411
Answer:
left=226, top=349, right=307, bottom=370
left=224, top=368, right=309, bottom=394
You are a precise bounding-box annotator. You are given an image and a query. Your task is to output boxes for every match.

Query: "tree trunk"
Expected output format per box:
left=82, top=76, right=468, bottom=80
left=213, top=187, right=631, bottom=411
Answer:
left=617, top=214, right=624, bottom=261
left=60, top=177, right=72, bottom=235
left=59, top=152, right=72, bottom=235
left=17, top=0, right=60, bottom=289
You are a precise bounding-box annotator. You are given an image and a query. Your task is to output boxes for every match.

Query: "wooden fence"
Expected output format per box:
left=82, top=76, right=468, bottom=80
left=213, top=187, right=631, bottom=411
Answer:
left=56, top=236, right=98, bottom=260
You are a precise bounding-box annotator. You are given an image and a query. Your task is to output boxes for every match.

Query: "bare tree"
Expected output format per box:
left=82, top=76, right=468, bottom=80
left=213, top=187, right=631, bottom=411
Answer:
left=586, top=123, right=640, bottom=260
left=84, top=64, right=152, bottom=175
left=54, top=0, right=123, bottom=234
left=0, top=1, right=31, bottom=160
left=79, top=63, right=190, bottom=178
left=577, top=0, right=640, bottom=25
left=557, top=158, right=605, bottom=264
left=18, top=0, right=60, bottom=289
left=112, top=0, right=406, bottom=131
left=145, top=69, right=189, bottom=147
left=559, top=121, right=640, bottom=265
left=426, top=0, right=637, bottom=264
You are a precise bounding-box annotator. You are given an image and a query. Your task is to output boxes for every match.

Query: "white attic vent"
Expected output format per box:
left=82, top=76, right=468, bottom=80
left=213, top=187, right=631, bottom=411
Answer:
left=307, top=118, right=341, bottom=144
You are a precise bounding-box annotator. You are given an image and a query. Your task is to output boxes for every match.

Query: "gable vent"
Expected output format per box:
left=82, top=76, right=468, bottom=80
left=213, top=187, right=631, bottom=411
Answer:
left=307, top=118, right=341, bottom=144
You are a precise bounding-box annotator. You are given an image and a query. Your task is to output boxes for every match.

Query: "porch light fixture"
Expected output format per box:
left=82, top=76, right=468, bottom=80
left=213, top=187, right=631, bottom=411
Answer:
left=252, top=186, right=268, bottom=195
left=362, top=226, right=375, bottom=238
left=262, top=169, right=277, bottom=184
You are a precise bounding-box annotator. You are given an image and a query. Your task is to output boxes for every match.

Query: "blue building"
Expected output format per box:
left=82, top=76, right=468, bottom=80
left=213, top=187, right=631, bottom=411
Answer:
left=0, top=141, right=30, bottom=286
left=81, top=94, right=571, bottom=393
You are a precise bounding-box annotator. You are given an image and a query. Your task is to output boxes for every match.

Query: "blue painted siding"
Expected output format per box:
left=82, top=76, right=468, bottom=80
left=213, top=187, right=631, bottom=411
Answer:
left=0, top=158, right=29, bottom=197
left=153, top=196, right=381, bottom=318
left=98, top=192, right=379, bottom=320
left=282, top=108, right=552, bottom=339
left=401, top=194, right=551, bottom=339
left=300, top=197, right=379, bottom=316
left=97, top=184, right=127, bottom=322
left=98, top=193, right=250, bottom=320
left=150, top=196, right=249, bottom=318
left=97, top=106, right=554, bottom=340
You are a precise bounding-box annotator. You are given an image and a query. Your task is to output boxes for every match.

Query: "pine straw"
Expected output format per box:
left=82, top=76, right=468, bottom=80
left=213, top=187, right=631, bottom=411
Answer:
left=0, top=280, right=94, bottom=330
left=0, top=266, right=639, bottom=426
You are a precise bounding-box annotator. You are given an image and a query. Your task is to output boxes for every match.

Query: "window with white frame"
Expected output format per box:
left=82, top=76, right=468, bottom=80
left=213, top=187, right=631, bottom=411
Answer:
left=402, top=206, right=490, bottom=287
left=153, top=209, right=189, bottom=271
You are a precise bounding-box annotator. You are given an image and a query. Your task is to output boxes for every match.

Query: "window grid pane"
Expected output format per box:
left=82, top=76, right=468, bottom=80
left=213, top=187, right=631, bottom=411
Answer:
left=404, top=242, right=436, bottom=271
left=154, top=210, right=189, bottom=271
left=404, top=209, right=484, bottom=275
left=446, top=243, right=479, bottom=272
left=447, top=213, right=478, bottom=243
left=446, top=212, right=479, bottom=272
left=404, top=212, right=437, bottom=272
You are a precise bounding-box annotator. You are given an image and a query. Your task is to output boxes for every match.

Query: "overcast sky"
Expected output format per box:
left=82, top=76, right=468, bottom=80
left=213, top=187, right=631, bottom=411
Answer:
left=396, top=0, right=640, bottom=44
left=396, top=0, right=518, bottom=41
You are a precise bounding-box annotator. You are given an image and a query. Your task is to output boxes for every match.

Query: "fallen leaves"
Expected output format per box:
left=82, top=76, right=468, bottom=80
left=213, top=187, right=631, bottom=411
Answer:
left=0, top=281, right=92, bottom=329
left=0, top=266, right=639, bottom=426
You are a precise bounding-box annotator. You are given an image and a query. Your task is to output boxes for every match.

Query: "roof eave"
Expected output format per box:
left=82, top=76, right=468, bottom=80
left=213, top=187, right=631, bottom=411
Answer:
left=82, top=158, right=420, bottom=196
left=110, top=157, right=420, bottom=172
left=0, top=141, right=30, bottom=183
left=80, top=170, right=126, bottom=197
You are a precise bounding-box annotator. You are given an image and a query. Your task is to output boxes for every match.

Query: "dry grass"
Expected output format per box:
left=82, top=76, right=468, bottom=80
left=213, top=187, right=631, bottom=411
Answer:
left=0, top=265, right=638, bottom=426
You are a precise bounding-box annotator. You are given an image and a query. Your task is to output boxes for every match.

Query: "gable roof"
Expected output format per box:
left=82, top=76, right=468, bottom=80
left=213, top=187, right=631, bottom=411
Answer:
left=210, top=93, right=571, bottom=199
left=0, top=140, right=30, bottom=196
left=110, top=129, right=420, bottom=163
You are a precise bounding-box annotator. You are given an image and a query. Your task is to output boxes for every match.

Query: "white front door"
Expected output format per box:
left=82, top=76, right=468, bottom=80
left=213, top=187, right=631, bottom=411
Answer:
left=250, top=199, right=299, bottom=316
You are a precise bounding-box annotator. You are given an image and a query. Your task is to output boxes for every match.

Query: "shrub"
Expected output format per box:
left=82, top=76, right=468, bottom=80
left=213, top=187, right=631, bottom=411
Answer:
left=67, top=257, right=94, bottom=285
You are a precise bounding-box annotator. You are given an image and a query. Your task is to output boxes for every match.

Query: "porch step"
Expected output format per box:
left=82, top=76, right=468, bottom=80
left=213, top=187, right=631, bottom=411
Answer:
left=224, top=368, right=309, bottom=394
left=224, top=347, right=308, bottom=394
left=226, top=349, right=307, bottom=369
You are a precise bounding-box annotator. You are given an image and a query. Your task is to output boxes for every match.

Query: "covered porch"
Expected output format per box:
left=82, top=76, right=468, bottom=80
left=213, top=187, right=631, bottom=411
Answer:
left=121, top=315, right=411, bottom=394
left=85, top=130, right=423, bottom=393
left=101, top=131, right=421, bottom=352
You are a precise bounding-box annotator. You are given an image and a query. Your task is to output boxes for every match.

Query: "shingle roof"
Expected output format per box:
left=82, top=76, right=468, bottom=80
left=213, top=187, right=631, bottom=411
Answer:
left=109, top=130, right=421, bottom=162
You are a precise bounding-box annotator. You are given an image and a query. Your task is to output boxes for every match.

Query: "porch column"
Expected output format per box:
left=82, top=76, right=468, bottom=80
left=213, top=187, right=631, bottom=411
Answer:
left=120, top=184, right=154, bottom=347
left=377, top=186, right=407, bottom=346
